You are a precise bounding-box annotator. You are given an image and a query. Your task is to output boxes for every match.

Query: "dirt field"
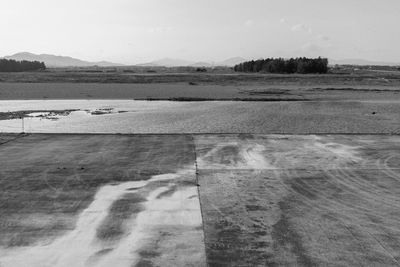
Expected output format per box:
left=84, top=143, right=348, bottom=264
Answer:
left=1, top=71, right=399, bottom=136
left=0, top=70, right=400, bottom=101
left=1, top=82, right=400, bottom=101
left=1, top=134, right=400, bottom=266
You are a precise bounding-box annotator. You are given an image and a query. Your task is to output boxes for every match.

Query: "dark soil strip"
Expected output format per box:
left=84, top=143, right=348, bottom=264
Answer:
left=143, top=97, right=309, bottom=101
left=0, top=133, right=28, bottom=146
left=312, top=87, right=400, bottom=92
left=96, top=193, right=146, bottom=242
left=271, top=200, right=316, bottom=266
left=0, top=110, right=78, bottom=121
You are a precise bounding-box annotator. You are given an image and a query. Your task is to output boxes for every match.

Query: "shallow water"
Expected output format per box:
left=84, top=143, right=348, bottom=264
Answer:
left=1, top=99, right=400, bottom=134
left=0, top=100, right=193, bottom=133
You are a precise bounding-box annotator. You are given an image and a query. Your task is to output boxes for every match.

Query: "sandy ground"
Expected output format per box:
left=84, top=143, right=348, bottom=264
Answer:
left=1, top=72, right=399, bottom=135
left=0, top=70, right=400, bottom=101
left=0, top=82, right=400, bottom=101
left=1, top=69, right=400, bottom=87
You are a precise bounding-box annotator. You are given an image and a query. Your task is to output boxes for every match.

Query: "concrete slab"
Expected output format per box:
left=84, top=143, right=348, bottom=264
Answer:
left=0, top=134, right=205, bottom=267
left=0, top=134, right=21, bottom=146
left=1, top=133, right=400, bottom=266
left=195, top=134, right=400, bottom=266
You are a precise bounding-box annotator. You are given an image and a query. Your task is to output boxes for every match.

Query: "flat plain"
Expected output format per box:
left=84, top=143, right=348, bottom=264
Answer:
left=1, top=68, right=400, bottom=101
left=1, top=69, right=400, bottom=266
left=1, top=69, right=400, bottom=134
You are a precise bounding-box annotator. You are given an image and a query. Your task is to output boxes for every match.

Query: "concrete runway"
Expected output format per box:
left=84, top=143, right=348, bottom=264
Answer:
left=196, top=134, right=400, bottom=266
left=1, top=134, right=400, bottom=266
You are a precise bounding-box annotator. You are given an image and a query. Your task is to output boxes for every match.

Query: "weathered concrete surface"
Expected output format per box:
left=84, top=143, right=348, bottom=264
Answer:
left=0, top=134, right=205, bottom=267
left=0, top=134, right=21, bottom=145
left=2, top=134, right=400, bottom=266
left=196, top=135, right=400, bottom=266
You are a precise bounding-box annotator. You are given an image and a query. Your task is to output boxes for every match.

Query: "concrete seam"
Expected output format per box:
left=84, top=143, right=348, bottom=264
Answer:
left=191, top=134, right=209, bottom=267
left=0, top=133, right=29, bottom=147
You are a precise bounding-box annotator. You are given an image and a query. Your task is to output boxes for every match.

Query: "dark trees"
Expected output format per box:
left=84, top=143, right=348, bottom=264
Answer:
left=0, top=59, right=46, bottom=72
left=234, top=57, right=328, bottom=74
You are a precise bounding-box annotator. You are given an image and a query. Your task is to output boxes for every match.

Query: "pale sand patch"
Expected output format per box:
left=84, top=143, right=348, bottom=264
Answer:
left=241, top=143, right=273, bottom=169
left=313, top=141, right=362, bottom=162
left=0, top=181, right=142, bottom=267
left=197, top=142, right=273, bottom=170
left=96, top=185, right=204, bottom=267
left=0, top=169, right=205, bottom=267
left=261, top=135, right=363, bottom=169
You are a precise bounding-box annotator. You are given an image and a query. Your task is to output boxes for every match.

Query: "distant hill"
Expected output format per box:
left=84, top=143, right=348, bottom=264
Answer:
left=137, top=57, right=247, bottom=67
left=330, top=58, right=400, bottom=66
left=217, top=57, right=247, bottom=67
left=3, top=52, right=124, bottom=68
left=191, top=62, right=213, bottom=67
left=137, top=58, right=194, bottom=67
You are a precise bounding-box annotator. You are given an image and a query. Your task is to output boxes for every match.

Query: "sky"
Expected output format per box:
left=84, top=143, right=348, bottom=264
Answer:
left=1, top=0, right=400, bottom=64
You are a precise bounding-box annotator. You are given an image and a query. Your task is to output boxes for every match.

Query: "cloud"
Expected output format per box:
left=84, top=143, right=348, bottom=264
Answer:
left=280, top=18, right=286, bottom=24
left=299, top=42, right=333, bottom=57
left=291, top=24, right=312, bottom=34
left=245, top=19, right=254, bottom=26
left=317, top=35, right=330, bottom=41
left=291, top=24, right=306, bottom=31
left=301, top=43, right=324, bottom=53
left=147, top=27, right=173, bottom=33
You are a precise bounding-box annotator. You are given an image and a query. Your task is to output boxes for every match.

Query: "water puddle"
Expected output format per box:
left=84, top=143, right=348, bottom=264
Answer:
left=0, top=100, right=190, bottom=133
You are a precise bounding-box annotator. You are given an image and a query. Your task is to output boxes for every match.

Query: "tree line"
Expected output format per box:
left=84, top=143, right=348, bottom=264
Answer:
left=0, top=59, right=46, bottom=72
left=234, top=57, right=328, bottom=74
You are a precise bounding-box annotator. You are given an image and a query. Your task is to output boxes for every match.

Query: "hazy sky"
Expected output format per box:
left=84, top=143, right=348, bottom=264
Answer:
left=1, top=0, right=400, bottom=64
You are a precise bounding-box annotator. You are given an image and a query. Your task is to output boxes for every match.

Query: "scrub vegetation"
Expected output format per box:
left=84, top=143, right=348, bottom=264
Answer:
left=234, top=57, right=328, bottom=74
left=0, top=59, right=46, bottom=72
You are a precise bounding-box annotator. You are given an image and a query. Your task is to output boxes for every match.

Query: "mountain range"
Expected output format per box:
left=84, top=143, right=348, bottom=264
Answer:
left=2, top=52, right=246, bottom=68
left=3, top=52, right=123, bottom=68
left=329, top=58, right=400, bottom=66
left=2, top=52, right=399, bottom=67
left=140, top=57, right=400, bottom=67
left=135, top=57, right=248, bottom=67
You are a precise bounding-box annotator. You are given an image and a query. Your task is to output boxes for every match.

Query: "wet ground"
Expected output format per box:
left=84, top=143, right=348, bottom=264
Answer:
left=1, top=100, right=400, bottom=134
left=1, top=134, right=400, bottom=266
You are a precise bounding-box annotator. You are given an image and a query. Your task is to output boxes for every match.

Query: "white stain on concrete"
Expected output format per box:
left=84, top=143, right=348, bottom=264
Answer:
left=197, top=142, right=273, bottom=169
left=97, top=181, right=204, bottom=266
left=313, top=141, right=362, bottom=162
left=241, top=143, right=273, bottom=169
left=0, top=168, right=205, bottom=267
